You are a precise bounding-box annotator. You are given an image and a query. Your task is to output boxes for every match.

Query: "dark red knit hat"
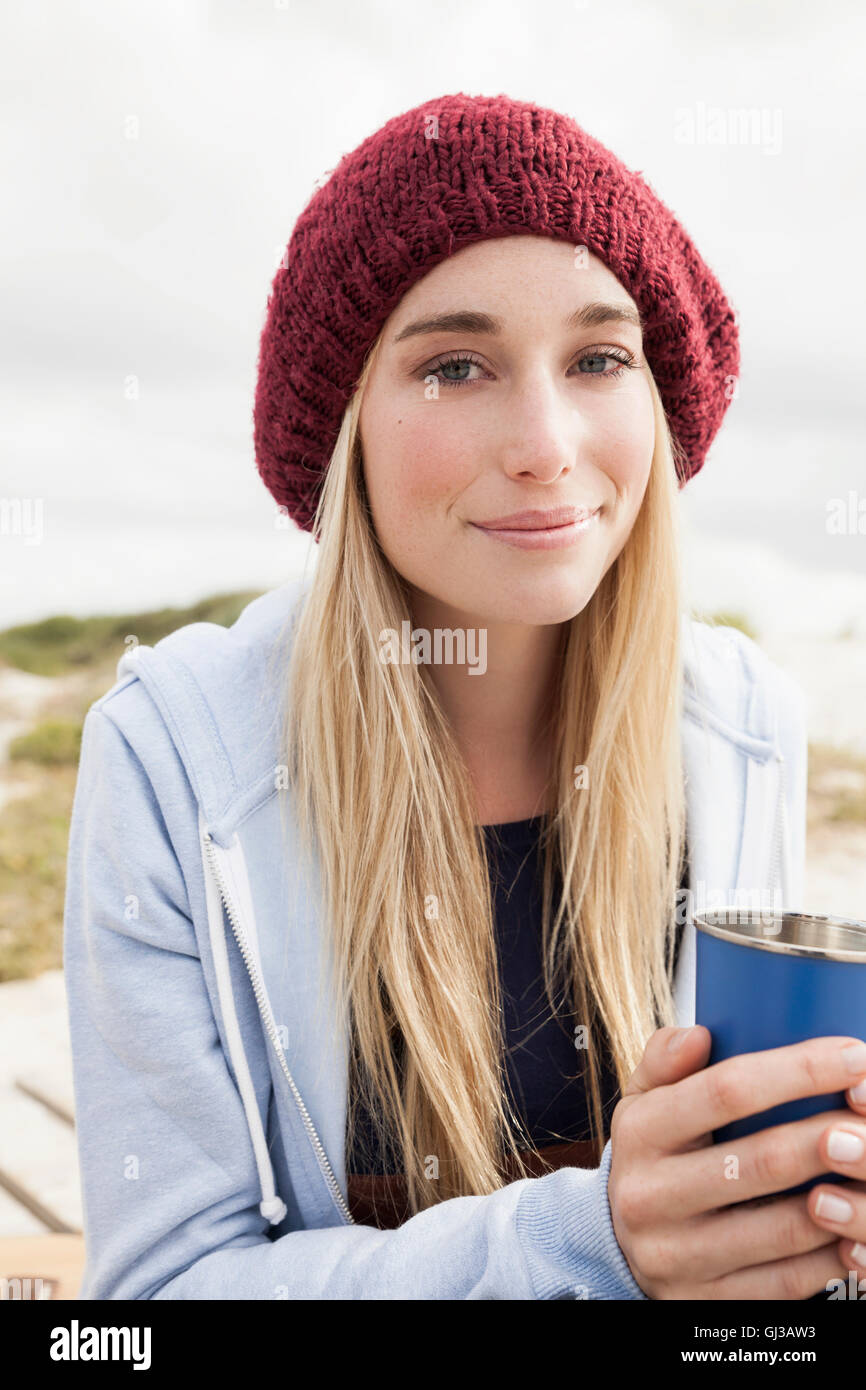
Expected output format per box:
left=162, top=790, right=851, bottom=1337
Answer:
left=254, top=91, right=739, bottom=533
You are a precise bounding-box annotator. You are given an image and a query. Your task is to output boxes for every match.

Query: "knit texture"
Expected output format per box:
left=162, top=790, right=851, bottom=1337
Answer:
left=254, top=91, right=740, bottom=533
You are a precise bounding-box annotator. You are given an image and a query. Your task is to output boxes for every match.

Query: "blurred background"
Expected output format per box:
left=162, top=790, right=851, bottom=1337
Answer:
left=0, top=0, right=864, bottom=1249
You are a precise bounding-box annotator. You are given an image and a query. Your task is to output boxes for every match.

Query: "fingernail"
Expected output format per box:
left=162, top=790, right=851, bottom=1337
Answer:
left=851, top=1242, right=866, bottom=1266
left=668, top=1027, right=691, bottom=1052
left=842, top=1041, right=866, bottom=1073
left=815, top=1191, right=854, bottom=1223
left=850, top=1080, right=866, bottom=1105
left=827, top=1129, right=865, bottom=1163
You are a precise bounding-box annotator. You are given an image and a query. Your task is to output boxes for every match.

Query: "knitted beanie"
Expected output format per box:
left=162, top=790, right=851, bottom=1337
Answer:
left=254, top=91, right=739, bottom=533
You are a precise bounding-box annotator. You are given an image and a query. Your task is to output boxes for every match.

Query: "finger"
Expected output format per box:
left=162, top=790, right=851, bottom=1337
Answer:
left=809, top=1178, right=866, bottom=1244
left=837, top=1233, right=866, bottom=1283
left=647, top=1192, right=840, bottom=1286
left=639, top=1108, right=860, bottom=1220
left=620, top=1024, right=712, bottom=1101
left=846, top=1073, right=866, bottom=1115
left=708, top=1242, right=849, bottom=1301
left=651, top=1036, right=866, bottom=1152
left=817, top=1120, right=866, bottom=1182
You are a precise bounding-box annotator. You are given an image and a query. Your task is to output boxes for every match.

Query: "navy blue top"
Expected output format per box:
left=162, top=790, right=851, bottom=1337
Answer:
left=347, top=814, right=688, bottom=1175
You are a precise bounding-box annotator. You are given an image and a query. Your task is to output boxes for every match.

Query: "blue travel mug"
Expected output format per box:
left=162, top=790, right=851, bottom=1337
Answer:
left=694, top=908, right=866, bottom=1197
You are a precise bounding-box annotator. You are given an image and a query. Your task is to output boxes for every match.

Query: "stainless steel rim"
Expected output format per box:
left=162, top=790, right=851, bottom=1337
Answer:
left=694, top=909, right=866, bottom=962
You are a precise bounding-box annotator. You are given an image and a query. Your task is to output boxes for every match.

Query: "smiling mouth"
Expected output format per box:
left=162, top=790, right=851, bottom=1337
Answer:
left=472, top=506, right=600, bottom=531
left=468, top=508, right=602, bottom=550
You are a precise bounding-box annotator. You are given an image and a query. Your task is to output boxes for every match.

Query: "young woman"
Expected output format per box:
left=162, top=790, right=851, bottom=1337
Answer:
left=64, top=92, right=866, bottom=1301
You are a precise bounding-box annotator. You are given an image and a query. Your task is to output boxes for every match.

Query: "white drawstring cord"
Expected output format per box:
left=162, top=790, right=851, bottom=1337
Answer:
left=199, top=809, right=288, bottom=1227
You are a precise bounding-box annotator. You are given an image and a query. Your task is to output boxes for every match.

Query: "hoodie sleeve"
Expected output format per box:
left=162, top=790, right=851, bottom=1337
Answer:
left=64, top=701, right=647, bottom=1302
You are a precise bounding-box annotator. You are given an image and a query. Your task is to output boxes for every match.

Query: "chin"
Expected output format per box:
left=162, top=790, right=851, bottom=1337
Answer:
left=468, top=578, right=599, bottom=628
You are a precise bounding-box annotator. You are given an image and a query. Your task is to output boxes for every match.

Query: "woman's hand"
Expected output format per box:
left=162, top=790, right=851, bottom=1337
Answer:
left=607, top=1025, right=866, bottom=1299
left=805, top=1084, right=866, bottom=1282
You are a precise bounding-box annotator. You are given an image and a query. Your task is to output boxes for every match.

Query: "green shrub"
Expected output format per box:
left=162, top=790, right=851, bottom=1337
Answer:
left=0, top=590, right=265, bottom=675
left=9, top=719, right=83, bottom=765
left=0, top=767, right=77, bottom=981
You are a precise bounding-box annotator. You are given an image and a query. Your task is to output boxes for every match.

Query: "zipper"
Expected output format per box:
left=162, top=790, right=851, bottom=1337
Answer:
left=201, top=829, right=354, bottom=1225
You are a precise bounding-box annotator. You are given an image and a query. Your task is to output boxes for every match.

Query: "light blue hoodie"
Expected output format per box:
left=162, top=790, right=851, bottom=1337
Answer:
left=62, top=576, right=807, bottom=1300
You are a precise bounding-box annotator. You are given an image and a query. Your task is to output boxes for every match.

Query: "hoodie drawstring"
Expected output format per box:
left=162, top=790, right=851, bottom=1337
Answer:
left=198, top=809, right=288, bottom=1227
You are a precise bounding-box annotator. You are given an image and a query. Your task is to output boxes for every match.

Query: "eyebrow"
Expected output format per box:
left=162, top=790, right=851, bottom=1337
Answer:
left=391, top=300, right=643, bottom=344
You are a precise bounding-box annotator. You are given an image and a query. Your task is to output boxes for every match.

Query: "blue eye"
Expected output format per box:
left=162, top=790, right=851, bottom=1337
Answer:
left=420, top=347, right=637, bottom=389
left=578, top=352, right=630, bottom=376
left=423, top=352, right=485, bottom=387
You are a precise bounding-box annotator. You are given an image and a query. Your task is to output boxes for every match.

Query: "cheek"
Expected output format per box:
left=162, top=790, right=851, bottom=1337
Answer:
left=598, top=387, right=656, bottom=491
left=365, top=406, right=475, bottom=529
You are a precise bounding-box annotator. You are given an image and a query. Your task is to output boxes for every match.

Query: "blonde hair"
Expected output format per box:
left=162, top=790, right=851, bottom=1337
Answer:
left=280, top=327, right=688, bottom=1213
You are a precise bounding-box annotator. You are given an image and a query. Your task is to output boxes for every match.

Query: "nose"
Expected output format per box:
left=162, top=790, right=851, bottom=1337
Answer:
left=497, top=372, right=580, bottom=485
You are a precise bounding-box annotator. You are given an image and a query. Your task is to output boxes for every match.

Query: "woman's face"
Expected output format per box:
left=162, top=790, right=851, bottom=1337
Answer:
left=358, top=235, right=655, bottom=626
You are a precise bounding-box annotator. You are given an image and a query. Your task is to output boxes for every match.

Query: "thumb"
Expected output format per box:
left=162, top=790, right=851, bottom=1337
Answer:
left=621, top=1024, right=712, bottom=1099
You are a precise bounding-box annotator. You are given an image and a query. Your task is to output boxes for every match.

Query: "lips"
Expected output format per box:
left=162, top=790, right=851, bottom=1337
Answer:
left=468, top=507, right=602, bottom=552
left=472, top=506, right=599, bottom=531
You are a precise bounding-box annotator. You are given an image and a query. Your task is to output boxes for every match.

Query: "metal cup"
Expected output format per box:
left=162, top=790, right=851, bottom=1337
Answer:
left=694, top=908, right=866, bottom=1196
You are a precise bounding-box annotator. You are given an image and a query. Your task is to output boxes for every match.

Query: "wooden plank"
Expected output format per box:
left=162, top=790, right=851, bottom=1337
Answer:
left=0, top=1184, right=51, bottom=1239
left=0, top=1164, right=76, bottom=1234
left=0, top=1088, right=82, bottom=1233
left=14, top=1073, right=75, bottom=1128
left=0, top=970, right=81, bottom=1237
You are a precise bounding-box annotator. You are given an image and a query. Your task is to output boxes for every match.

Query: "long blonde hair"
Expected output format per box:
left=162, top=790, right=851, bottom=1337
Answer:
left=280, top=326, right=688, bottom=1214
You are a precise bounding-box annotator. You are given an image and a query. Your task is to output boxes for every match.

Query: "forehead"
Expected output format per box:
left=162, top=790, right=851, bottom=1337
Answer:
left=386, top=235, right=638, bottom=331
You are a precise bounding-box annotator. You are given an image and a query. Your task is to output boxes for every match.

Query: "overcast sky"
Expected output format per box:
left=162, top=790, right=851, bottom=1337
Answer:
left=2, top=0, right=865, bottom=638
